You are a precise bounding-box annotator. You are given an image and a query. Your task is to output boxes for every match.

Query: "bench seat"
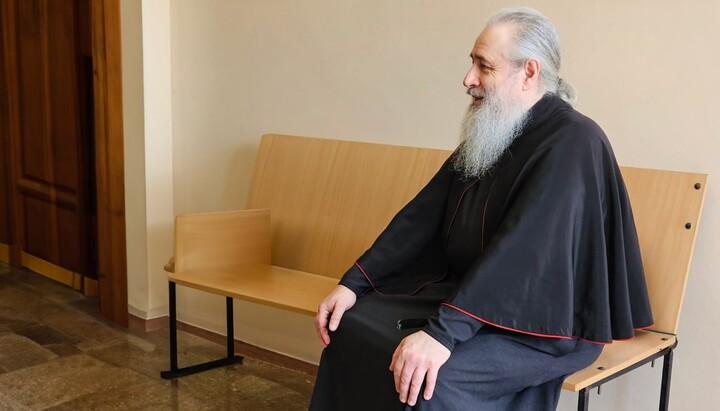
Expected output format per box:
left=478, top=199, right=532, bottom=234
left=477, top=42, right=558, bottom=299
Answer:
left=169, top=265, right=337, bottom=316
left=563, top=331, right=676, bottom=392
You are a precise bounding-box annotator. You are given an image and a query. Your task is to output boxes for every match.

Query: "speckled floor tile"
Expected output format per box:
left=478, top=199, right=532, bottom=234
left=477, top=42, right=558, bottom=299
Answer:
left=0, top=262, right=315, bottom=410
left=0, top=333, right=57, bottom=374
left=0, top=354, right=150, bottom=409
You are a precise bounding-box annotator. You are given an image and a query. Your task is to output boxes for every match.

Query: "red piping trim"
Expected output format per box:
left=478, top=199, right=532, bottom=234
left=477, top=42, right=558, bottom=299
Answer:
left=355, top=262, right=446, bottom=296
left=355, top=262, right=379, bottom=292
left=442, top=303, right=573, bottom=340
left=442, top=303, right=651, bottom=345
left=480, top=179, right=497, bottom=251
left=446, top=179, right=479, bottom=242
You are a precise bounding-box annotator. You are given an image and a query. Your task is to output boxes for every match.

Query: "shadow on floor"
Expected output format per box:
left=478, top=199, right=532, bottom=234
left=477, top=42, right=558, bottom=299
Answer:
left=0, top=262, right=315, bottom=410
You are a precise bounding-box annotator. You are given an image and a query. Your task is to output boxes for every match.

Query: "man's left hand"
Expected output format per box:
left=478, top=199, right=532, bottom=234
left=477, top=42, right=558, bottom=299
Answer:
left=389, top=331, right=451, bottom=406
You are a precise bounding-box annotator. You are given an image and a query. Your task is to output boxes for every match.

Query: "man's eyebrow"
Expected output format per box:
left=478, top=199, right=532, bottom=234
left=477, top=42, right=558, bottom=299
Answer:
left=470, top=53, right=494, bottom=66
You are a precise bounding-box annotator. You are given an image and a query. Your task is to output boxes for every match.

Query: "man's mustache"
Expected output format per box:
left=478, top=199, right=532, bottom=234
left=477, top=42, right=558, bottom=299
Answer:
left=467, top=88, right=486, bottom=99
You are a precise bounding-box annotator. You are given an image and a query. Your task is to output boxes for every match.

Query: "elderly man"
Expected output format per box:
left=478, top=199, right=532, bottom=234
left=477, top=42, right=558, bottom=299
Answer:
left=310, top=7, right=652, bottom=411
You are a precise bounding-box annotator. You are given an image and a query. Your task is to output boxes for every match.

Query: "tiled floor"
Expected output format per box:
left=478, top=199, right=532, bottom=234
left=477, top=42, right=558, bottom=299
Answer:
left=0, top=262, right=315, bottom=410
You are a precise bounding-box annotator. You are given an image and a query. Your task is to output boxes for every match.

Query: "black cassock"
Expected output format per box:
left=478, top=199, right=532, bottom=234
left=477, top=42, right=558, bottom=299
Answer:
left=309, top=95, right=654, bottom=411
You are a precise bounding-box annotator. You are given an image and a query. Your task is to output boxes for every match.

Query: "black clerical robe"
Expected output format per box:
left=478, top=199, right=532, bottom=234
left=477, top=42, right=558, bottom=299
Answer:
left=310, top=95, right=653, bottom=411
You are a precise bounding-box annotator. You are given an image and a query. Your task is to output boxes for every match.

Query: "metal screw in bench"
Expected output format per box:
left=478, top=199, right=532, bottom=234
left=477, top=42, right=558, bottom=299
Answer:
left=685, top=223, right=692, bottom=229
left=694, top=183, right=702, bottom=189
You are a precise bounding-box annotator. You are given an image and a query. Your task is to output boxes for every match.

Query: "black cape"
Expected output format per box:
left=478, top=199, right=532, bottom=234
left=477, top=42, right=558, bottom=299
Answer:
left=339, top=94, right=653, bottom=345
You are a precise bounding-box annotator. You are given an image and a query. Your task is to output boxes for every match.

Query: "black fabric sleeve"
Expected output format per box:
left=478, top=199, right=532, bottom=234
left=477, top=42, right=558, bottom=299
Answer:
left=423, top=304, right=484, bottom=352
left=338, top=264, right=371, bottom=297
left=338, top=155, right=455, bottom=292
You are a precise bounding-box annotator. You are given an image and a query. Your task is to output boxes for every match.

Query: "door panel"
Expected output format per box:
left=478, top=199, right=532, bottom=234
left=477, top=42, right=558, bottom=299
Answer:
left=4, top=0, right=94, bottom=276
left=0, top=3, right=11, bottom=249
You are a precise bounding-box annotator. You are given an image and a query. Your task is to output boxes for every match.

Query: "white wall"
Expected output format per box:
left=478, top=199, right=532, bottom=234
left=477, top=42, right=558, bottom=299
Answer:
left=123, top=1, right=720, bottom=409
left=122, top=0, right=174, bottom=320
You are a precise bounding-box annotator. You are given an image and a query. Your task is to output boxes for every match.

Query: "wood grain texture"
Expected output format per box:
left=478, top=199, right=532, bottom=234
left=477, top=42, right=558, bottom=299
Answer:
left=0, top=243, right=9, bottom=262
left=0, top=4, right=11, bottom=248
left=563, top=331, right=676, bottom=391
left=92, top=0, right=127, bottom=326
left=621, top=168, right=707, bottom=334
left=1, top=0, right=25, bottom=265
left=169, top=264, right=337, bottom=316
left=247, top=134, right=451, bottom=278
left=174, top=209, right=272, bottom=273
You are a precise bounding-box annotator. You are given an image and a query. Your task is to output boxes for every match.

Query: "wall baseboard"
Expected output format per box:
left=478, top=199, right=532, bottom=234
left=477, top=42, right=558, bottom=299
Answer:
left=128, top=313, right=169, bottom=332
left=20, top=252, right=98, bottom=296
left=129, top=313, right=318, bottom=376
left=0, top=243, right=9, bottom=263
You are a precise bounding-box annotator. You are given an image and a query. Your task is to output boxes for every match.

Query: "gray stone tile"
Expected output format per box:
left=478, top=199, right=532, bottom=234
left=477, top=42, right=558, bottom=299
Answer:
left=0, top=391, right=31, bottom=411
left=0, top=333, right=57, bottom=374
left=0, top=354, right=151, bottom=409
left=45, top=378, right=214, bottom=411
left=12, top=323, right=78, bottom=346
left=0, top=264, right=316, bottom=410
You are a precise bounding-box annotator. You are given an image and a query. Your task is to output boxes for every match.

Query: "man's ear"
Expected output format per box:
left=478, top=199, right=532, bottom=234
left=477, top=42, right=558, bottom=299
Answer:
left=522, top=59, right=541, bottom=91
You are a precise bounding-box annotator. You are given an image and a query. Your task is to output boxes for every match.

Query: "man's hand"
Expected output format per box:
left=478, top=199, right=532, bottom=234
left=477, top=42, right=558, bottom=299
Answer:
left=314, top=285, right=357, bottom=347
left=389, top=331, right=450, bottom=406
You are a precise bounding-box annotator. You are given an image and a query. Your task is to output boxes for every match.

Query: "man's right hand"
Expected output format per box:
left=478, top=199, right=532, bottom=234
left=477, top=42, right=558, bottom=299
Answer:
left=314, top=285, right=357, bottom=347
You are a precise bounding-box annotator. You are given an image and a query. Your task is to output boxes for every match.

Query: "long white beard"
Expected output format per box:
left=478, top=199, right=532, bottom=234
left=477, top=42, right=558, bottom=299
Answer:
left=453, top=88, right=531, bottom=180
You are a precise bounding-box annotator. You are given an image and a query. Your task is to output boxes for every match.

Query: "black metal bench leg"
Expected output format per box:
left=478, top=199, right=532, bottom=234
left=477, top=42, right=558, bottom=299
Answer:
left=168, top=281, right=178, bottom=372
left=577, top=388, right=590, bottom=411
left=160, top=285, right=243, bottom=379
left=659, top=348, right=674, bottom=411
left=226, top=296, right=235, bottom=358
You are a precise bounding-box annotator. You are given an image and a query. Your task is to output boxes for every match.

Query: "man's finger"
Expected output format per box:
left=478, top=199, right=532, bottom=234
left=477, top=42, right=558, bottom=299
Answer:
left=389, top=348, right=398, bottom=373
left=390, top=347, right=405, bottom=393
left=327, top=303, right=345, bottom=332
left=406, top=368, right=426, bottom=406
left=423, top=367, right=438, bottom=400
left=315, top=305, right=331, bottom=346
left=398, top=365, right=415, bottom=403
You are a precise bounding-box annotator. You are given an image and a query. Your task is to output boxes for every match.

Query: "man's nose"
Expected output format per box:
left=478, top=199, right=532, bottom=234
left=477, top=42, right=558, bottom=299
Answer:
left=463, top=67, right=479, bottom=89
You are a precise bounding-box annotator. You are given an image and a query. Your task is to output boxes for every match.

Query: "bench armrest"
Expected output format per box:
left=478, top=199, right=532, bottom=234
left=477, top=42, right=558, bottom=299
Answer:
left=170, top=209, right=271, bottom=273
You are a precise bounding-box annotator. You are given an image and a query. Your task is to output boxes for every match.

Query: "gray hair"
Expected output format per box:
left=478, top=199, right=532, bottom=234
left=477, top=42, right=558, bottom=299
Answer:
left=487, top=7, right=576, bottom=105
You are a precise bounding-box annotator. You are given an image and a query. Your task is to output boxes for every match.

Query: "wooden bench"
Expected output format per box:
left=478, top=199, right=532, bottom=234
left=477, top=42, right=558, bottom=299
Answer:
left=161, top=134, right=707, bottom=411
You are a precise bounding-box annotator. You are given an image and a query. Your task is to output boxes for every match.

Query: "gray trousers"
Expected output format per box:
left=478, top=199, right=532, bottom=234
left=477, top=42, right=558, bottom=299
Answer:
left=309, top=284, right=602, bottom=411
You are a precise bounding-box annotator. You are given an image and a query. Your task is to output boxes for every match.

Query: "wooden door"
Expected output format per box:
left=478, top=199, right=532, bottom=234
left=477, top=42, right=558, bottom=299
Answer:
left=1, top=0, right=97, bottom=282
left=0, top=13, right=12, bottom=261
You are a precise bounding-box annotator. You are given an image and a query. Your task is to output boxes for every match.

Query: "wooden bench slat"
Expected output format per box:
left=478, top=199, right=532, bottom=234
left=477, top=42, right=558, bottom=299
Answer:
left=562, top=331, right=676, bottom=391
left=169, top=264, right=337, bottom=316
left=621, top=168, right=708, bottom=335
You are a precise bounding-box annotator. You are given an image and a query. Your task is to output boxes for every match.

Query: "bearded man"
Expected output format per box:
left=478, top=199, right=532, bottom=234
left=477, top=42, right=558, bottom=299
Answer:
left=309, top=7, right=653, bottom=411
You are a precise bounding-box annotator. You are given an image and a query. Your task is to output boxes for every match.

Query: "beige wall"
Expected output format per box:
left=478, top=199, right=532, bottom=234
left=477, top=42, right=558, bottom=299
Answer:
left=122, top=0, right=174, bottom=319
left=123, top=1, right=720, bottom=409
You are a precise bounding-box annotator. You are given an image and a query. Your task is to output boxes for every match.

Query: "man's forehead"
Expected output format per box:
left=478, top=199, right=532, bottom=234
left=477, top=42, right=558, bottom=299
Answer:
left=470, top=24, right=515, bottom=62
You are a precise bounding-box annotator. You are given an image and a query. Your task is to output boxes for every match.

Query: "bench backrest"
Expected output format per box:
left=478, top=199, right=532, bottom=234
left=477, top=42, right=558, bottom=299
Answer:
left=619, top=168, right=707, bottom=334
left=247, top=134, right=449, bottom=278
left=246, top=134, right=707, bottom=335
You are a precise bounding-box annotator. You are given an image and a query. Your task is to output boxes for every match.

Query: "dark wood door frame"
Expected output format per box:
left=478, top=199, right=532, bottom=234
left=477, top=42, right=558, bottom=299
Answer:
left=91, top=0, right=128, bottom=326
